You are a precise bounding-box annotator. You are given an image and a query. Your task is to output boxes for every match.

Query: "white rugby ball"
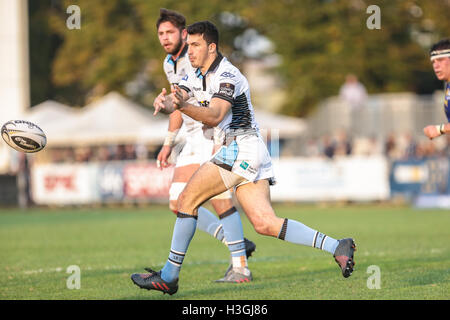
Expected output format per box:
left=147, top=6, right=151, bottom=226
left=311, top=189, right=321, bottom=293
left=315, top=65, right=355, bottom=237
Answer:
left=1, top=120, right=47, bottom=153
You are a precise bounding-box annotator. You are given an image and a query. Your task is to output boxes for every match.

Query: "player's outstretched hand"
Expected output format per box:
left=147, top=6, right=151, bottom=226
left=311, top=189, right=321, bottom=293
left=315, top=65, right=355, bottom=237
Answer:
left=171, top=85, right=185, bottom=110
left=156, top=145, right=172, bottom=170
left=153, top=88, right=167, bottom=115
left=423, top=125, right=441, bottom=140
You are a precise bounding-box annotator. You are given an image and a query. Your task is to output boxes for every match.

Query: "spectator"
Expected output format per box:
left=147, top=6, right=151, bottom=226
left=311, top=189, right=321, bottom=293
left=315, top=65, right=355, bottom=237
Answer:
left=339, top=74, right=368, bottom=111
left=124, top=144, right=137, bottom=160
left=321, top=135, right=335, bottom=159
left=333, top=129, right=352, bottom=156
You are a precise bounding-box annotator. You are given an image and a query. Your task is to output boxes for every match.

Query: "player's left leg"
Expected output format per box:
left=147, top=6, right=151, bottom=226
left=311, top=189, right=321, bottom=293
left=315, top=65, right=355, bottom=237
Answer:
left=171, top=162, right=251, bottom=282
left=169, top=163, right=199, bottom=213
left=235, top=179, right=357, bottom=278
left=169, top=141, right=240, bottom=248
left=170, top=163, right=226, bottom=243
left=132, top=162, right=233, bottom=293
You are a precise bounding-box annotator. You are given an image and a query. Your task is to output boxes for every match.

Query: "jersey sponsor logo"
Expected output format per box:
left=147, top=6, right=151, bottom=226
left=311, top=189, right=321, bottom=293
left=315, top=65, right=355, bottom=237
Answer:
left=218, top=83, right=235, bottom=98
left=240, top=161, right=249, bottom=170
left=198, top=100, right=210, bottom=107
left=220, top=71, right=235, bottom=78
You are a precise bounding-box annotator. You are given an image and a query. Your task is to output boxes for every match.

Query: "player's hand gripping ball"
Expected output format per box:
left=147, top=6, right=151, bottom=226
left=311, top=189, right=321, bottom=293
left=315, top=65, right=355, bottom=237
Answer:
left=1, top=120, right=47, bottom=153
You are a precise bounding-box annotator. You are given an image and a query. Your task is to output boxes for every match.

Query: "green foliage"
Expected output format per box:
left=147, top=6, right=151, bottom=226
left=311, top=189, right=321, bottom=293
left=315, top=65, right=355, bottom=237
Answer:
left=0, top=204, right=449, bottom=299
left=29, top=0, right=449, bottom=115
left=243, top=0, right=448, bottom=116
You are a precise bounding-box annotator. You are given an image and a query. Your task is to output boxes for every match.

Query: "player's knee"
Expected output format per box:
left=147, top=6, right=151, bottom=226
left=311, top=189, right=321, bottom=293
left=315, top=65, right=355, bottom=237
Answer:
left=250, top=213, right=278, bottom=236
left=177, top=190, right=196, bottom=213
left=252, top=217, right=272, bottom=236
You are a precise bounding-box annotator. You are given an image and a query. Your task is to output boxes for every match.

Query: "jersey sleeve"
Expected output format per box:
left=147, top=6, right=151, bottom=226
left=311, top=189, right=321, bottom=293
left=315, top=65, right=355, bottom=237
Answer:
left=445, top=82, right=450, bottom=122
left=178, top=73, right=194, bottom=98
left=211, top=69, right=240, bottom=104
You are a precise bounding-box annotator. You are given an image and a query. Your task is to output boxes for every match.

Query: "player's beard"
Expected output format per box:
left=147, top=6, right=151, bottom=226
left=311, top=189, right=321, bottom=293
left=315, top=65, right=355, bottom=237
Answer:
left=168, top=37, right=183, bottom=56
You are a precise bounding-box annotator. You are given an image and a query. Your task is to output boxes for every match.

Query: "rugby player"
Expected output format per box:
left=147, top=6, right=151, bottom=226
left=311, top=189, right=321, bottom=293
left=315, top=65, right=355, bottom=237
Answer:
left=132, top=20, right=356, bottom=295
left=423, top=39, right=450, bottom=139
left=140, top=9, right=255, bottom=284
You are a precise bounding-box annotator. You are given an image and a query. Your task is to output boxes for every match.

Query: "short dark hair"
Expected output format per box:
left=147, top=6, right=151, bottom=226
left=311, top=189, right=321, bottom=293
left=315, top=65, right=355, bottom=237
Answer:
left=430, top=38, right=450, bottom=53
left=156, top=8, right=186, bottom=31
left=187, top=21, right=219, bottom=50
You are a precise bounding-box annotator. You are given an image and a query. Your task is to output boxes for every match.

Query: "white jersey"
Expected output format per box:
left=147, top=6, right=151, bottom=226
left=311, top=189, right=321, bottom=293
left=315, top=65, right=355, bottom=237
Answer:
left=163, top=45, right=203, bottom=136
left=179, top=54, right=274, bottom=184
left=178, top=54, right=259, bottom=143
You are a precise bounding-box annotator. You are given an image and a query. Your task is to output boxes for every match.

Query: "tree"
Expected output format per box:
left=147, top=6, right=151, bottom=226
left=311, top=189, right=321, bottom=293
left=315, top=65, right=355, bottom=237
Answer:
left=30, top=0, right=449, bottom=116
left=33, top=0, right=250, bottom=108
left=243, top=0, right=448, bottom=116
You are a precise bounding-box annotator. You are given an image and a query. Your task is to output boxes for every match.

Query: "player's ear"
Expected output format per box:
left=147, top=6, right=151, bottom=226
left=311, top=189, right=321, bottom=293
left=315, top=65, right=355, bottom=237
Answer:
left=208, top=42, right=217, bottom=54
left=181, top=28, right=187, bottom=40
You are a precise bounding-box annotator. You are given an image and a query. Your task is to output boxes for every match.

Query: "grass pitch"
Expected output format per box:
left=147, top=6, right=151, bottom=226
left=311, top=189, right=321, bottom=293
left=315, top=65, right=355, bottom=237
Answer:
left=0, top=204, right=448, bottom=300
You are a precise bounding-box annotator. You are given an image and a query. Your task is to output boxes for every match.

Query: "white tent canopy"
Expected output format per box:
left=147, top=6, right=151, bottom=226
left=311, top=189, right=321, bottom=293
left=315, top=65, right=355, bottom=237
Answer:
left=25, top=92, right=306, bottom=148
left=254, top=109, right=307, bottom=137
left=23, top=100, right=79, bottom=128
left=32, top=92, right=169, bottom=147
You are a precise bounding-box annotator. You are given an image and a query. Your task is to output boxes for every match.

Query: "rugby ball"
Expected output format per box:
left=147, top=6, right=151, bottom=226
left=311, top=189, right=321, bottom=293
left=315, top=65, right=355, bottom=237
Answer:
left=1, top=120, right=46, bottom=153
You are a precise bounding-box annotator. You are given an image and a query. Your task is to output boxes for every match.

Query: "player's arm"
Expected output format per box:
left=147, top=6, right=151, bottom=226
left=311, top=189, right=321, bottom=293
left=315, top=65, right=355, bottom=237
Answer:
left=172, top=85, right=231, bottom=127
left=153, top=87, right=179, bottom=115
left=156, top=110, right=183, bottom=169
left=423, top=123, right=448, bottom=139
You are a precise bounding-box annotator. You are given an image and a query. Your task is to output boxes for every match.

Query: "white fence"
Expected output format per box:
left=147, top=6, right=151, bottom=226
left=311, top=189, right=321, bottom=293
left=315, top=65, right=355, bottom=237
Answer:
left=270, top=156, right=389, bottom=202
left=307, top=91, right=446, bottom=140
left=30, top=156, right=389, bottom=205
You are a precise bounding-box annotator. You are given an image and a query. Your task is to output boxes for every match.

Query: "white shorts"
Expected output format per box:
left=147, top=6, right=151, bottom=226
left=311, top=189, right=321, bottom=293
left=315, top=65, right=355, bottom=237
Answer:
left=175, top=130, right=214, bottom=168
left=211, top=132, right=275, bottom=186
left=170, top=128, right=234, bottom=201
left=169, top=181, right=232, bottom=201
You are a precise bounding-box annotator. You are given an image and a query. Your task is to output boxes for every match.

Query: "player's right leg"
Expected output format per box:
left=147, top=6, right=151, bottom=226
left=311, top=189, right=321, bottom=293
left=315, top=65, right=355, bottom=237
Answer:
left=234, top=178, right=357, bottom=278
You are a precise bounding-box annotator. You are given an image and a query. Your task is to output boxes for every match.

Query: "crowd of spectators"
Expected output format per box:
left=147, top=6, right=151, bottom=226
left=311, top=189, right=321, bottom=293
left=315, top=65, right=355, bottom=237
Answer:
left=33, top=129, right=450, bottom=165
left=303, top=129, right=450, bottom=161
left=41, top=143, right=159, bottom=164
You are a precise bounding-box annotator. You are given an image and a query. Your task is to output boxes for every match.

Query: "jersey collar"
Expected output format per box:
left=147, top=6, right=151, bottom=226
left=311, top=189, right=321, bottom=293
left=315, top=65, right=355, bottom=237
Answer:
left=166, top=44, right=189, bottom=65
left=195, top=52, right=224, bottom=79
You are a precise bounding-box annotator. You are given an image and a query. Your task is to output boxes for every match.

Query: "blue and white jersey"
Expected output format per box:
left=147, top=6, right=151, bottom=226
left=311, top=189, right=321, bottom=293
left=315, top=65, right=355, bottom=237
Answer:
left=163, top=45, right=190, bottom=85
left=444, top=82, right=450, bottom=122
left=178, top=53, right=259, bottom=142
left=163, top=45, right=203, bottom=135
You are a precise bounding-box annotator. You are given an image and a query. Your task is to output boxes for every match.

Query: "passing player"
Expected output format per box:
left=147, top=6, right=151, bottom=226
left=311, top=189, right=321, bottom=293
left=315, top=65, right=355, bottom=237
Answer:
left=131, top=20, right=357, bottom=295
left=423, top=39, right=450, bottom=139
left=147, top=9, right=255, bottom=282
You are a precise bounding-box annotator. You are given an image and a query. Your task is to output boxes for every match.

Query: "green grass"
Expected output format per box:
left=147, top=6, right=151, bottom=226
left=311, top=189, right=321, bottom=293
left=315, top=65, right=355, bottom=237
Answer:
left=0, top=204, right=449, bottom=300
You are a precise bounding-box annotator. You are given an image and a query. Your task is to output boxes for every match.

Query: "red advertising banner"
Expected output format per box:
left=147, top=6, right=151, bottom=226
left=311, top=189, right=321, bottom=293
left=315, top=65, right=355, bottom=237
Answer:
left=123, top=163, right=174, bottom=199
left=31, top=163, right=99, bottom=205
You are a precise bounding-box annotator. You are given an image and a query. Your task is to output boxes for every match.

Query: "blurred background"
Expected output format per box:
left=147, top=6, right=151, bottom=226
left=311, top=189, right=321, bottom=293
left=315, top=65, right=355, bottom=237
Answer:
left=1, top=0, right=450, bottom=209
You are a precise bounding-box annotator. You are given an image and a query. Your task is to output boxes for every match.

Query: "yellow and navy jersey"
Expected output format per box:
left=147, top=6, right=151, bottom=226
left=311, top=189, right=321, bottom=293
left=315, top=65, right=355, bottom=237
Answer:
left=445, top=82, right=450, bottom=122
